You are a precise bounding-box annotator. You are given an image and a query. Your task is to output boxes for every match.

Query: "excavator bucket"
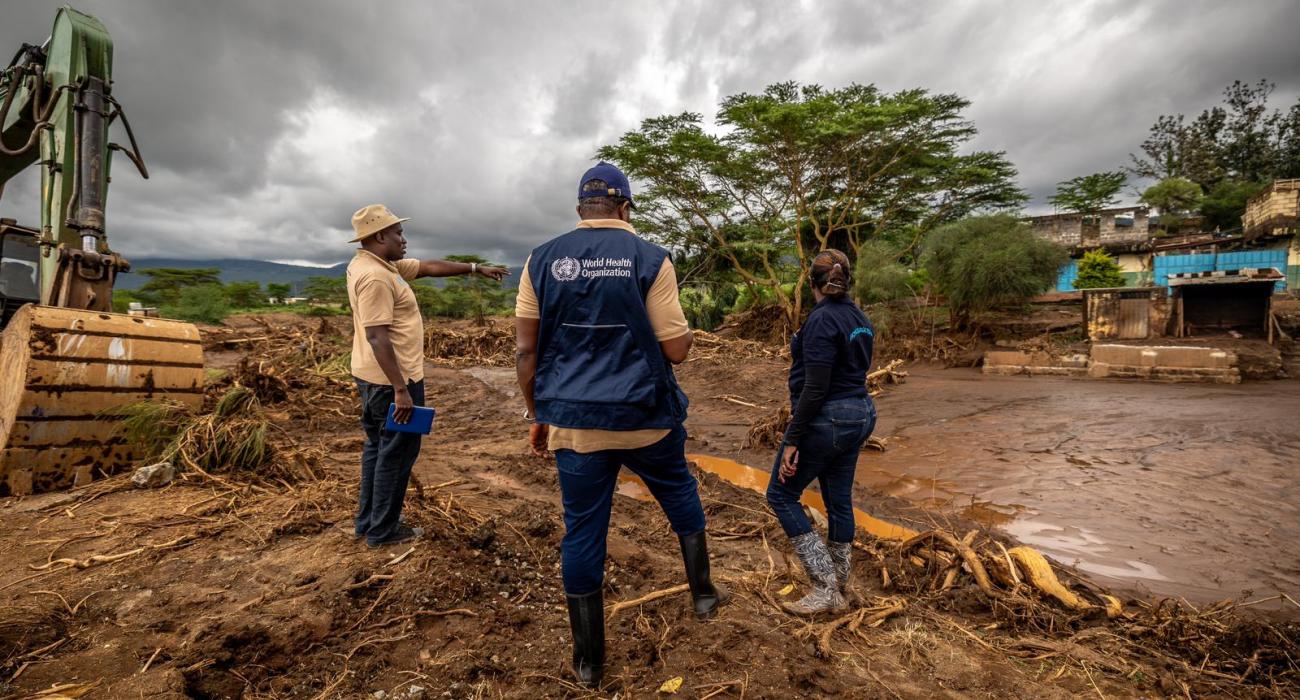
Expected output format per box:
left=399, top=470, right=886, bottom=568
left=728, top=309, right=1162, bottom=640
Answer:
left=0, top=305, right=205, bottom=495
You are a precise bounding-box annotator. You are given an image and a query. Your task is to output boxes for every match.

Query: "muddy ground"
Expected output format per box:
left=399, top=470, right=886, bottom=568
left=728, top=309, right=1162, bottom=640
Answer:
left=0, top=314, right=1296, bottom=699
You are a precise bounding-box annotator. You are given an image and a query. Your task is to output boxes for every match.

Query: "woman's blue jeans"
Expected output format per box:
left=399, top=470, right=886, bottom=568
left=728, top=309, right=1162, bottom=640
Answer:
left=765, top=395, right=876, bottom=543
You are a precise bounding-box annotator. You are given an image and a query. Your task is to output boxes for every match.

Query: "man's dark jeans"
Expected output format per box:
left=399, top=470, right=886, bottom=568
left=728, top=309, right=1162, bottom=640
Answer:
left=355, top=378, right=425, bottom=545
left=766, top=396, right=876, bottom=543
left=554, top=424, right=706, bottom=595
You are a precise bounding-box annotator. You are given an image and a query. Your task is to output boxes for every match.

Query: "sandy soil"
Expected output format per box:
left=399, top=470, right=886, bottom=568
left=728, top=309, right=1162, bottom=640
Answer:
left=0, top=315, right=1294, bottom=699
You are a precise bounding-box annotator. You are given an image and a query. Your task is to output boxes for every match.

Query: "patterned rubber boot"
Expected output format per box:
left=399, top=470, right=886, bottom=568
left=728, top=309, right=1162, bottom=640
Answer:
left=827, top=540, right=860, bottom=605
left=781, top=532, right=847, bottom=617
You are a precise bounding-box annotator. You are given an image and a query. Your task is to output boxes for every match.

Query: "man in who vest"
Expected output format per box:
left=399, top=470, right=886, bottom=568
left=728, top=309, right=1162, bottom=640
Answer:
left=515, top=162, right=727, bottom=687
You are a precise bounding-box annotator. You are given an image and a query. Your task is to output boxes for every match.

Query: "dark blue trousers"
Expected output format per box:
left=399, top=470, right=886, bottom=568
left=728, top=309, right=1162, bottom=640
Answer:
left=355, top=378, right=425, bottom=545
left=554, top=424, right=707, bottom=595
left=766, top=396, right=876, bottom=543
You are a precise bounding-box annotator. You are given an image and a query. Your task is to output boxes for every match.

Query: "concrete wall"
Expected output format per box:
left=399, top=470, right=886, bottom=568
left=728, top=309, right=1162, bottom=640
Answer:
left=983, top=344, right=1241, bottom=383
left=1117, top=253, right=1151, bottom=286
left=1030, top=209, right=1150, bottom=248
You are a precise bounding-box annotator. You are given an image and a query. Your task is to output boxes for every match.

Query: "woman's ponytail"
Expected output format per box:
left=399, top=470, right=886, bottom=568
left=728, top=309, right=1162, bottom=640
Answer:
left=811, top=249, right=851, bottom=299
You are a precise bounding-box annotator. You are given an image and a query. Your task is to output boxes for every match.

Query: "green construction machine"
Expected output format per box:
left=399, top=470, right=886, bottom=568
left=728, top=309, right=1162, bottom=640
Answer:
left=0, top=8, right=205, bottom=495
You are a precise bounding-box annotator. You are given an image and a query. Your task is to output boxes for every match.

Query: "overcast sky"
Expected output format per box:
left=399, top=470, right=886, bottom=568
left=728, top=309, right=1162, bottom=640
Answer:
left=2, top=0, right=1298, bottom=266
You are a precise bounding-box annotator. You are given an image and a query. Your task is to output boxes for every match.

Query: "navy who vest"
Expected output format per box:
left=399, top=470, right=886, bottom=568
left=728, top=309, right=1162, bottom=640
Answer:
left=528, top=226, right=688, bottom=431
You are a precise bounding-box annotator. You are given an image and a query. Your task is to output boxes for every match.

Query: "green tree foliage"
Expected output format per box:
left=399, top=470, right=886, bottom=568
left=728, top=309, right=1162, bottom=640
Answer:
left=441, top=255, right=514, bottom=323
left=266, top=283, right=292, bottom=301
left=598, top=81, right=1027, bottom=324
left=1201, top=179, right=1269, bottom=231
left=1129, top=80, right=1300, bottom=228
left=408, top=256, right=514, bottom=322
left=678, top=285, right=739, bottom=332
left=1140, top=177, right=1204, bottom=233
left=1072, top=249, right=1126, bottom=289
left=1139, top=177, right=1204, bottom=215
left=135, top=268, right=221, bottom=306
left=225, top=281, right=266, bottom=308
left=303, top=275, right=348, bottom=307
left=162, top=284, right=229, bottom=324
left=852, top=240, right=913, bottom=304
left=111, top=289, right=138, bottom=314
left=921, top=215, right=1067, bottom=327
left=1049, top=171, right=1127, bottom=217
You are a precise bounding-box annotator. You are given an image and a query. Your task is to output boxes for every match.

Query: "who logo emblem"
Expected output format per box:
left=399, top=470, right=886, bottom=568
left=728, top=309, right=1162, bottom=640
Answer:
left=551, top=257, right=581, bottom=282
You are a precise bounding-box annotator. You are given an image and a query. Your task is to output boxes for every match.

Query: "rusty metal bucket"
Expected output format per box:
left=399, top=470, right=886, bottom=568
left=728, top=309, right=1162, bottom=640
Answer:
left=0, top=304, right=205, bottom=495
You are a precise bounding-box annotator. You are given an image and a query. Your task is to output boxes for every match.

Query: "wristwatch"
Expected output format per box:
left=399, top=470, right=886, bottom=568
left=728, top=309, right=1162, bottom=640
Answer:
left=470, top=262, right=478, bottom=275
left=522, top=408, right=534, bottom=422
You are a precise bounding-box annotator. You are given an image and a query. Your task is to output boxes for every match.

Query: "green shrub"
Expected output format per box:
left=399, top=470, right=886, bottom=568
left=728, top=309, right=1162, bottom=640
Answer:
left=680, top=284, right=739, bottom=331
left=111, top=289, right=139, bottom=314
left=1073, top=249, right=1126, bottom=289
left=922, top=215, right=1067, bottom=326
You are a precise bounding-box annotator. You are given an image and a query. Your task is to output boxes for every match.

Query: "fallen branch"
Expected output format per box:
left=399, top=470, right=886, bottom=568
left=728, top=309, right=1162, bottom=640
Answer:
left=606, top=584, right=690, bottom=617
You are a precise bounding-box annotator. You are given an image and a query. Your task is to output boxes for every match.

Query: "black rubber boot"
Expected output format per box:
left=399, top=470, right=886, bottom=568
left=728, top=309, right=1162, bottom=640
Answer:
left=565, top=590, right=604, bottom=688
left=679, top=531, right=730, bottom=619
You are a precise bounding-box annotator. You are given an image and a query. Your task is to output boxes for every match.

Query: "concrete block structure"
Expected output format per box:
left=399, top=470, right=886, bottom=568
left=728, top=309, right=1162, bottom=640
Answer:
left=983, top=344, right=1240, bottom=383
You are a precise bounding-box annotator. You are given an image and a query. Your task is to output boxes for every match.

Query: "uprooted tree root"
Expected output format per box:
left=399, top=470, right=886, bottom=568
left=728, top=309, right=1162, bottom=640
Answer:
left=206, top=317, right=355, bottom=426
left=844, top=526, right=1300, bottom=694
left=690, top=330, right=787, bottom=362
left=424, top=321, right=515, bottom=367
left=744, top=406, right=790, bottom=450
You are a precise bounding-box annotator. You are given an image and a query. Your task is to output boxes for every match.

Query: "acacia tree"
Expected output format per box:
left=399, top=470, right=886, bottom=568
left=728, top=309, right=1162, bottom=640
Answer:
left=1049, top=171, right=1127, bottom=218
left=135, top=268, right=221, bottom=306
left=598, top=82, right=1026, bottom=324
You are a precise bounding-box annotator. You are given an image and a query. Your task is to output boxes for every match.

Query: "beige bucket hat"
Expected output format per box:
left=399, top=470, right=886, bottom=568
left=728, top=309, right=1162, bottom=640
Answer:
left=350, top=204, right=411, bottom=243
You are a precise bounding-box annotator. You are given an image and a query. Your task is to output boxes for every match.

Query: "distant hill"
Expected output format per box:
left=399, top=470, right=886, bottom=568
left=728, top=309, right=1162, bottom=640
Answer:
left=116, top=258, right=521, bottom=293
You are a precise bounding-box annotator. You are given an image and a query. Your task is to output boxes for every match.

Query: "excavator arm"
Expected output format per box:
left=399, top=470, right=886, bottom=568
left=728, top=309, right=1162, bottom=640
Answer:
left=0, top=8, right=204, bottom=496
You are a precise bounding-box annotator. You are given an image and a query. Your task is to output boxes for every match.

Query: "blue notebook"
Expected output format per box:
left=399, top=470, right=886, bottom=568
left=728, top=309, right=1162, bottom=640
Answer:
left=384, top=404, right=436, bottom=434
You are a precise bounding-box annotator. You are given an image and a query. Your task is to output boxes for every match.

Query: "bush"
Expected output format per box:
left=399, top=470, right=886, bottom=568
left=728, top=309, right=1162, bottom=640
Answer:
left=304, top=305, right=344, bottom=317
left=111, top=289, right=139, bottom=314
left=922, top=215, right=1067, bottom=326
left=853, top=240, right=913, bottom=304
left=732, top=282, right=795, bottom=314
left=162, top=284, right=230, bottom=324
left=680, top=284, right=739, bottom=332
left=1073, top=249, right=1126, bottom=289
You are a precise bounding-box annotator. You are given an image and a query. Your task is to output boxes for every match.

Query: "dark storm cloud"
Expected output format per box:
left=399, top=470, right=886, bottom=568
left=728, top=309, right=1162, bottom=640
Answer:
left=2, top=1, right=1298, bottom=264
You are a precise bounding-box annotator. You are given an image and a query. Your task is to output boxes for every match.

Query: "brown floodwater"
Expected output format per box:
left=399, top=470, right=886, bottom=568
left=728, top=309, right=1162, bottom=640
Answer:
left=857, top=368, right=1300, bottom=607
left=617, top=455, right=918, bottom=542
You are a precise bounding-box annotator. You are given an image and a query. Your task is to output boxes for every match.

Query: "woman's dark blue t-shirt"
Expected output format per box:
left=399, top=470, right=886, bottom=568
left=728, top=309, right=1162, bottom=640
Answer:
left=788, top=296, right=875, bottom=406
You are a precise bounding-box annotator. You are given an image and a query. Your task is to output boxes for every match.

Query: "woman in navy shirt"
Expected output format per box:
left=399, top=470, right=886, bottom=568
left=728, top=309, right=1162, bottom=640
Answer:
left=766, top=249, right=877, bottom=616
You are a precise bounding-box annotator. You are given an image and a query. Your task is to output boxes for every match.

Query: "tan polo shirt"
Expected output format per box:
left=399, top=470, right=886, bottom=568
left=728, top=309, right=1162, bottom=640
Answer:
left=347, top=249, right=425, bottom=385
left=516, top=219, right=691, bottom=453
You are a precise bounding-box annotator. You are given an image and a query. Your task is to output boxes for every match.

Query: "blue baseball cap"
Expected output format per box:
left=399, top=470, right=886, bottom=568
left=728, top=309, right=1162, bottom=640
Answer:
left=578, top=161, right=635, bottom=209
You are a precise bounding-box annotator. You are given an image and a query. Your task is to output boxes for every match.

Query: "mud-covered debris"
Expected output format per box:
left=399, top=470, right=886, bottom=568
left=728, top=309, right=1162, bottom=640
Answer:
left=469, top=520, right=498, bottom=550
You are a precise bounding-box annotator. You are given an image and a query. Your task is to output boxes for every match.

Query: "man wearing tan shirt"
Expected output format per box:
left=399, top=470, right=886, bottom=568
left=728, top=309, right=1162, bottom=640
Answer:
left=347, top=204, right=505, bottom=547
left=515, top=163, right=726, bottom=688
